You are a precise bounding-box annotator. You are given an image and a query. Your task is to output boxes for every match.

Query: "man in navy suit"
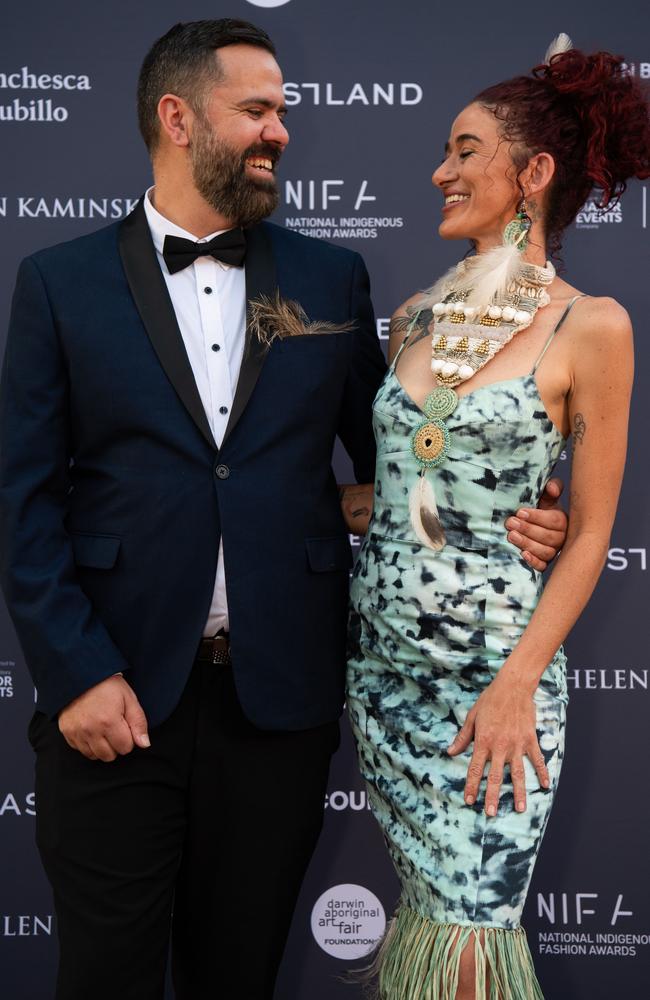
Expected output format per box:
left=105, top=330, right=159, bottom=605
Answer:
left=0, top=18, right=566, bottom=1000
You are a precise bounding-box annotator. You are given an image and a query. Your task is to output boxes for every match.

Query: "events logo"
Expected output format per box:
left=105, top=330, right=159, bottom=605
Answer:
left=575, top=191, right=623, bottom=230
left=535, top=890, right=650, bottom=959
left=0, top=661, right=14, bottom=699
left=311, top=883, right=386, bottom=959
left=283, top=179, right=403, bottom=241
left=0, top=66, right=92, bottom=123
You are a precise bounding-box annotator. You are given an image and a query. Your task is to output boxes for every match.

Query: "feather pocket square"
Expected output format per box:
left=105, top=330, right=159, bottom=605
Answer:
left=249, top=292, right=356, bottom=347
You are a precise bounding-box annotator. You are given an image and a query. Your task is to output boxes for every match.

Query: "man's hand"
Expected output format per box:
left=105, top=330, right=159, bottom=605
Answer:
left=58, top=675, right=150, bottom=762
left=505, top=477, right=568, bottom=572
left=339, top=483, right=374, bottom=535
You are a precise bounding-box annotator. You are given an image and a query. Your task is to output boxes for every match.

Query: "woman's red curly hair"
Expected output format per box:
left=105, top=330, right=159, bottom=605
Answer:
left=475, top=48, right=650, bottom=256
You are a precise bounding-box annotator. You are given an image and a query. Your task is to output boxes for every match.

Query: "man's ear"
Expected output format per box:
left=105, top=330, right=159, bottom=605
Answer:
left=156, top=93, right=192, bottom=149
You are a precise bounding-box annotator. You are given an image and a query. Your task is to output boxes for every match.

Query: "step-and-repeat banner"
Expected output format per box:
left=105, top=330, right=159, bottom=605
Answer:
left=0, top=1, right=648, bottom=997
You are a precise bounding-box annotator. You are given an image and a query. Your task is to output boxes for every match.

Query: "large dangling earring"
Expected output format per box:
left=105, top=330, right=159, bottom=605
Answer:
left=503, top=198, right=532, bottom=252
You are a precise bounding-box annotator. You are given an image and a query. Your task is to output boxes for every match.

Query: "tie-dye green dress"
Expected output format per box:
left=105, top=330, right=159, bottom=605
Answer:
left=347, top=322, right=570, bottom=999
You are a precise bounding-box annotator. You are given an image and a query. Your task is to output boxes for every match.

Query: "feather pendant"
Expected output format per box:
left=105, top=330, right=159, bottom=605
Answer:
left=544, top=33, right=573, bottom=65
left=451, top=242, right=522, bottom=315
left=409, top=472, right=446, bottom=550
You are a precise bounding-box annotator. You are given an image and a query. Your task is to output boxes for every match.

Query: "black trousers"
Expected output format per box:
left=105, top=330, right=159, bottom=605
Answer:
left=29, top=659, right=340, bottom=1000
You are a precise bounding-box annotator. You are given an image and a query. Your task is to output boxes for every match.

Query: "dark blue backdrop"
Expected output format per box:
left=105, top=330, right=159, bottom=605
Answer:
left=1, top=1, right=648, bottom=997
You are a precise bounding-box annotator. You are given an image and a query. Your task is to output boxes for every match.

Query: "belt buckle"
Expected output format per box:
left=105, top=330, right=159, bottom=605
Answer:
left=211, top=635, right=229, bottom=665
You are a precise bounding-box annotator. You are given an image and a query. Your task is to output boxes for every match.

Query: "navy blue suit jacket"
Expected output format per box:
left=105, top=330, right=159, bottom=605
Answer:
left=0, top=200, right=387, bottom=730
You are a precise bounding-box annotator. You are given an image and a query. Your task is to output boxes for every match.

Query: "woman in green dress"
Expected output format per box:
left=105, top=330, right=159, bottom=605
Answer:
left=346, top=37, right=648, bottom=999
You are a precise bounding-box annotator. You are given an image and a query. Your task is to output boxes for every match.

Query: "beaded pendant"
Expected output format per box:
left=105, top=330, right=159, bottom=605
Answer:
left=411, top=387, right=458, bottom=469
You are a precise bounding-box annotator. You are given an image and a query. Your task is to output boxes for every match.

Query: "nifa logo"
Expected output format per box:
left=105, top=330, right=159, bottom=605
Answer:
left=537, top=891, right=633, bottom=926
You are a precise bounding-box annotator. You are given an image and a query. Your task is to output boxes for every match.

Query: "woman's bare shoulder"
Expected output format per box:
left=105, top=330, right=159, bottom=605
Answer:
left=571, top=294, right=633, bottom=349
left=390, top=290, right=429, bottom=322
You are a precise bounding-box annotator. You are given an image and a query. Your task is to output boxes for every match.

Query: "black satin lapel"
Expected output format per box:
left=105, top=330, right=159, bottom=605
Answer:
left=118, top=199, right=216, bottom=450
left=221, top=223, right=277, bottom=447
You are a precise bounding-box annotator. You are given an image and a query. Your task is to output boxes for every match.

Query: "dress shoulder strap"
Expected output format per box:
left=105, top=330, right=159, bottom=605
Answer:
left=530, top=294, right=587, bottom=375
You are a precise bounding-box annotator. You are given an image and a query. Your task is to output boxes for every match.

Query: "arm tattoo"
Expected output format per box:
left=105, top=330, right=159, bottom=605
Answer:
left=573, top=412, right=586, bottom=445
left=404, top=305, right=434, bottom=347
left=388, top=314, right=412, bottom=340
left=389, top=306, right=433, bottom=359
left=389, top=315, right=412, bottom=333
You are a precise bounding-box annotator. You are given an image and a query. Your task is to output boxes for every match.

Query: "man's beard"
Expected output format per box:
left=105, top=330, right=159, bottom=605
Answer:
left=190, top=119, right=280, bottom=228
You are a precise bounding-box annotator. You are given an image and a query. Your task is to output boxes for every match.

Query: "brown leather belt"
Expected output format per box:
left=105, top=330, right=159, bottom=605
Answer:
left=196, top=632, right=231, bottom=666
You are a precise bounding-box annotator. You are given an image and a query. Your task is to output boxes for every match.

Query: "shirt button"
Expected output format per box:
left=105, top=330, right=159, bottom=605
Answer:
left=211, top=344, right=221, bottom=352
left=215, top=464, right=230, bottom=480
left=219, top=406, right=228, bottom=415
left=204, top=286, right=213, bottom=295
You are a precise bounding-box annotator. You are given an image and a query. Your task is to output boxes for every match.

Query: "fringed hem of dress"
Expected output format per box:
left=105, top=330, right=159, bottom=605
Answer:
left=363, top=905, right=544, bottom=1000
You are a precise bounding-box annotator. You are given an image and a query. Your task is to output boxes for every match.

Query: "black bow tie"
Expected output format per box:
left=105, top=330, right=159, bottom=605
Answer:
left=162, top=229, right=247, bottom=274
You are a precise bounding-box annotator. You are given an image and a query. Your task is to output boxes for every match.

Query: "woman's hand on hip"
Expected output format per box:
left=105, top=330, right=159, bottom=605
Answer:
left=447, top=672, right=550, bottom=816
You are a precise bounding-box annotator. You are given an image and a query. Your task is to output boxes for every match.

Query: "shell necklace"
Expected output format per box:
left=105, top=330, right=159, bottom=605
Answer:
left=408, top=253, right=555, bottom=550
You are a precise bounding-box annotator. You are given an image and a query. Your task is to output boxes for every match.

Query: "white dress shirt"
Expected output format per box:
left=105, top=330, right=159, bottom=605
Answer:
left=144, top=188, right=246, bottom=635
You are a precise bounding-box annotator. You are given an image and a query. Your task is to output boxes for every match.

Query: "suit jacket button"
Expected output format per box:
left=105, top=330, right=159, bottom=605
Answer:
left=215, top=464, right=230, bottom=480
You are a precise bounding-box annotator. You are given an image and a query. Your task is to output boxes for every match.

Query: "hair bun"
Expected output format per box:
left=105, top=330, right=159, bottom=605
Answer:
left=534, top=48, right=650, bottom=204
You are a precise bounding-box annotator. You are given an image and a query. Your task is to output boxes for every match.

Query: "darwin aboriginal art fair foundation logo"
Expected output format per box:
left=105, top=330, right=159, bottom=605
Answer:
left=311, top=883, right=386, bottom=959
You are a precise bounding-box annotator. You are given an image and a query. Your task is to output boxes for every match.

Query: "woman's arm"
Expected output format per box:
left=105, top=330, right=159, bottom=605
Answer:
left=449, top=296, right=634, bottom=815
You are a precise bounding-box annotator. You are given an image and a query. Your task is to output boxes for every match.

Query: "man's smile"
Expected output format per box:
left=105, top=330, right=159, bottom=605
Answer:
left=246, top=156, right=275, bottom=175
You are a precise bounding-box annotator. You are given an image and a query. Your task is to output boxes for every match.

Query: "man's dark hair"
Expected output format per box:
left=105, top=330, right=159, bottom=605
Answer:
left=137, top=19, right=277, bottom=153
